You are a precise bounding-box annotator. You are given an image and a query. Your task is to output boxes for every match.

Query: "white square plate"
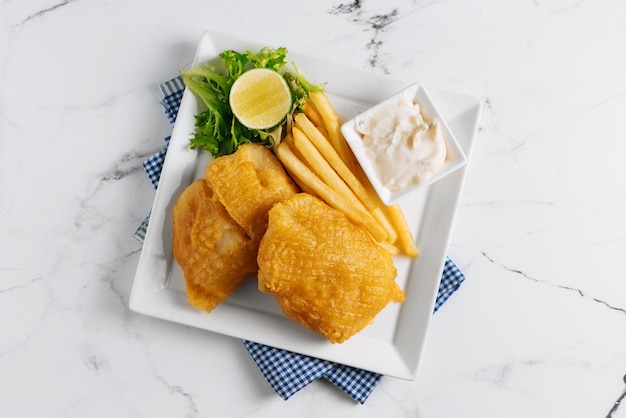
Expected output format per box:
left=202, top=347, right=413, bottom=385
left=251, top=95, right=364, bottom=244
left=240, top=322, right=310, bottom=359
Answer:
left=130, top=31, right=482, bottom=380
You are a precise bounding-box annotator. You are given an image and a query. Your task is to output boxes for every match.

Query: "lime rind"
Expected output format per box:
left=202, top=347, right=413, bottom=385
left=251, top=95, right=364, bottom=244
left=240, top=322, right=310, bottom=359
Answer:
left=229, top=68, right=292, bottom=130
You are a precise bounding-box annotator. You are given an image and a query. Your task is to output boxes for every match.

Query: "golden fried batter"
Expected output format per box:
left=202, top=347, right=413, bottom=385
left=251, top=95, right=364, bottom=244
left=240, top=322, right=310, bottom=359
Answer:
left=206, top=143, right=299, bottom=239
left=172, top=179, right=257, bottom=312
left=173, top=143, right=298, bottom=312
left=257, top=193, right=404, bottom=343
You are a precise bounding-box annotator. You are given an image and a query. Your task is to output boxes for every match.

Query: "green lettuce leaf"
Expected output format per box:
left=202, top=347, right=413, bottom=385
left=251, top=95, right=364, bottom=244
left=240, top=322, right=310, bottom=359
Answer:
left=180, top=46, right=324, bottom=158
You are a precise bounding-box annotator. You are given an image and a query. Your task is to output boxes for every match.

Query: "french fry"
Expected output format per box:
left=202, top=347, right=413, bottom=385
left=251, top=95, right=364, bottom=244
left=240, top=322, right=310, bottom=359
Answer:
left=309, top=93, right=379, bottom=214
left=280, top=134, right=318, bottom=197
left=370, top=206, right=398, bottom=244
left=295, top=113, right=378, bottom=211
left=277, top=142, right=387, bottom=243
left=357, top=172, right=418, bottom=257
left=308, top=92, right=357, bottom=168
left=370, top=188, right=418, bottom=258
left=292, top=126, right=370, bottom=213
left=282, top=132, right=295, bottom=146
left=300, top=99, right=379, bottom=210
left=294, top=125, right=412, bottom=252
left=287, top=170, right=319, bottom=198
left=377, top=240, right=400, bottom=256
left=302, top=100, right=326, bottom=132
left=293, top=127, right=391, bottom=244
left=386, top=203, right=419, bottom=258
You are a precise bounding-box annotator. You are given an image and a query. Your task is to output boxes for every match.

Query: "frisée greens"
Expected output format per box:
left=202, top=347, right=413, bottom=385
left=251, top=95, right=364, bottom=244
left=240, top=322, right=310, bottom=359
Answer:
left=180, top=47, right=324, bottom=158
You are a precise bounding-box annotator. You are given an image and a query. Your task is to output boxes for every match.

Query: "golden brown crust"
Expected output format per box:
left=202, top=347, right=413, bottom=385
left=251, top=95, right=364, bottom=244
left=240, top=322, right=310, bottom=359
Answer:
left=172, top=144, right=298, bottom=313
left=205, top=143, right=299, bottom=240
left=172, top=179, right=257, bottom=312
left=257, top=193, right=403, bottom=343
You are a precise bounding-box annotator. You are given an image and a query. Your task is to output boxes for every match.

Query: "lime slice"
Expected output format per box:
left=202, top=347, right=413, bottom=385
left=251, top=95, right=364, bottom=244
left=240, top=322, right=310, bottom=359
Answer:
left=229, top=68, right=292, bottom=130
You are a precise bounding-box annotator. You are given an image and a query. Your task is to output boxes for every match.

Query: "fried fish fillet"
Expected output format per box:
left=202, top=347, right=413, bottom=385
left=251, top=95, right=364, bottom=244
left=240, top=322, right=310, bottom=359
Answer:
left=206, top=143, right=299, bottom=239
left=173, top=143, right=298, bottom=312
left=172, top=179, right=257, bottom=312
left=257, top=193, right=404, bottom=343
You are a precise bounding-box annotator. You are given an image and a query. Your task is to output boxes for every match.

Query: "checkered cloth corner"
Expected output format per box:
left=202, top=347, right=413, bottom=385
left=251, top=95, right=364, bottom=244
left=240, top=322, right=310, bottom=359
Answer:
left=160, top=75, right=186, bottom=125
left=325, top=363, right=383, bottom=403
left=144, top=136, right=171, bottom=189
left=435, top=257, right=465, bottom=312
left=243, top=341, right=334, bottom=400
left=134, top=134, right=170, bottom=243
left=133, top=211, right=150, bottom=243
left=134, top=75, right=467, bottom=404
left=243, top=340, right=382, bottom=404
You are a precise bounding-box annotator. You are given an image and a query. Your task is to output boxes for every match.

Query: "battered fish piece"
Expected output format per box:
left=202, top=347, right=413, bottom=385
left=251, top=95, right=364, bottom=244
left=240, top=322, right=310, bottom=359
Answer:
left=173, top=143, right=298, bottom=313
left=172, top=179, right=257, bottom=312
left=206, top=143, right=299, bottom=239
left=257, top=193, right=404, bottom=344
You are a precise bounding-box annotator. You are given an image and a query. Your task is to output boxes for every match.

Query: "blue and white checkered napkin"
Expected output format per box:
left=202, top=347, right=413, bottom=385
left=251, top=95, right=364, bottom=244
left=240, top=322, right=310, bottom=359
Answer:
left=135, top=76, right=466, bottom=403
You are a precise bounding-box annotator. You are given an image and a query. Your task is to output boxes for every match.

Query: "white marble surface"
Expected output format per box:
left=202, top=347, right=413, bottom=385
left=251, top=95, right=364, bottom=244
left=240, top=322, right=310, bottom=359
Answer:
left=2, top=0, right=626, bottom=416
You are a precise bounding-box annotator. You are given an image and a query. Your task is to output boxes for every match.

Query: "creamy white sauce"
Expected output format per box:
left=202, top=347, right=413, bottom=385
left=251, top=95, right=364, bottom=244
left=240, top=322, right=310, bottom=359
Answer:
left=354, top=94, right=447, bottom=192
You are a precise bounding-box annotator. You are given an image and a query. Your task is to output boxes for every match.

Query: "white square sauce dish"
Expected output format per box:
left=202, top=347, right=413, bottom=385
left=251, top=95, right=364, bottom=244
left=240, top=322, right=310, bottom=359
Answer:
left=341, top=83, right=468, bottom=206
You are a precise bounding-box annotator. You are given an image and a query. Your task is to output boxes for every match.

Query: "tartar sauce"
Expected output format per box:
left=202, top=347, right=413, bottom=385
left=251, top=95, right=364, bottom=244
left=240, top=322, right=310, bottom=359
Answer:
left=354, top=94, right=447, bottom=192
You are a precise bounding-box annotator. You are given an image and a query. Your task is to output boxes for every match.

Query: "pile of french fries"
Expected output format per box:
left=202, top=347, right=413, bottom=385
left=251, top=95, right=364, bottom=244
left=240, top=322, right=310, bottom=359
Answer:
left=277, top=92, right=419, bottom=258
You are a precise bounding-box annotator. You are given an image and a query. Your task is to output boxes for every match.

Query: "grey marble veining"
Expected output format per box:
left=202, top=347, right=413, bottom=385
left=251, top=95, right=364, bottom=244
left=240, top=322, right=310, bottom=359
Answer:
left=1, top=0, right=626, bottom=416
